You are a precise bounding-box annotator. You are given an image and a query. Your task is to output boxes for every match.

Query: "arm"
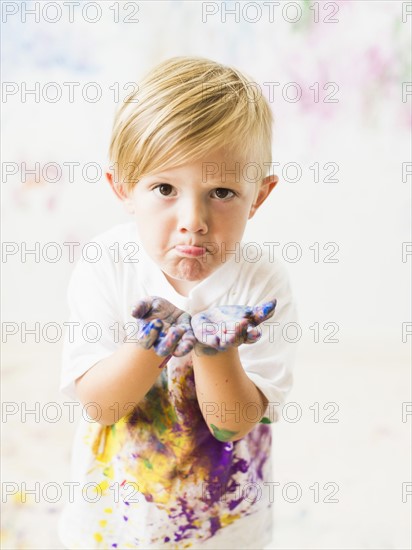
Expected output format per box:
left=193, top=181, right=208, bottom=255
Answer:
left=191, top=347, right=268, bottom=442
left=75, top=342, right=166, bottom=426
left=190, top=300, right=276, bottom=441
left=75, top=296, right=196, bottom=426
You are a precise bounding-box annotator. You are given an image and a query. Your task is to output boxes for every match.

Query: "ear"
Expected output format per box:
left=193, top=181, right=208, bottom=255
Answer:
left=248, top=174, right=279, bottom=219
left=105, top=171, right=135, bottom=215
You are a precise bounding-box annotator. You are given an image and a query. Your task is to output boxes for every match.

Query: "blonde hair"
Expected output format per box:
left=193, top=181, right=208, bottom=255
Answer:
left=108, top=56, right=274, bottom=195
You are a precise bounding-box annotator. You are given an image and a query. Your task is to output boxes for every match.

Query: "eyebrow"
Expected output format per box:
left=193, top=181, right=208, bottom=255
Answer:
left=146, top=173, right=244, bottom=185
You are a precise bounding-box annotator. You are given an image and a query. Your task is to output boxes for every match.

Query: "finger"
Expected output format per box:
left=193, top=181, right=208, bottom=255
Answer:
left=154, top=326, right=185, bottom=356
left=251, top=299, right=277, bottom=325
left=173, top=330, right=197, bottom=357
left=131, top=297, right=153, bottom=320
left=136, top=319, right=163, bottom=349
left=151, top=296, right=178, bottom=321
left=245, top=325, right=262, bottom=344
left=221, top=318, right=249, bottom=347
left=177, top=311, right=192, bottom=329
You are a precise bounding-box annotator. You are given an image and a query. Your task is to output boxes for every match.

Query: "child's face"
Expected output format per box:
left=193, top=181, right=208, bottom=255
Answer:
left=108, top=148, right=277, bottom=295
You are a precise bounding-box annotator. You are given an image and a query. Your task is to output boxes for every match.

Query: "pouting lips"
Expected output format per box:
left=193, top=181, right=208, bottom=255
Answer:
left=175, top=245, right=207, bottom=257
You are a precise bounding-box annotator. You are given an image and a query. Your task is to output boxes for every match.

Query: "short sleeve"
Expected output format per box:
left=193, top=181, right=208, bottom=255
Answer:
left=238, top=260, right=299, bottom=423
left=59, top=249, right=123, bottom=401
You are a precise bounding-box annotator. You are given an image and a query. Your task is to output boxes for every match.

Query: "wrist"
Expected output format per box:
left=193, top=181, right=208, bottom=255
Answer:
left=191, top=346, right=239, bottom=367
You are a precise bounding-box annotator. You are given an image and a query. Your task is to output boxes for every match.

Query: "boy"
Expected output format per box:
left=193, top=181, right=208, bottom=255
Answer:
left=59, top=56, right=298, bottom=549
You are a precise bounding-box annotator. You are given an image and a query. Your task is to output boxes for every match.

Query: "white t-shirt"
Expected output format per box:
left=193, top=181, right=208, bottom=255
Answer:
left=58, top=221, right=298, bottom=550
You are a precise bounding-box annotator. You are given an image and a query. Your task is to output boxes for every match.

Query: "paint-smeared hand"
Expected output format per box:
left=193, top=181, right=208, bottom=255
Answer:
left=191, top=299, right=277, bottom=355
left=131, top=296, right=196, bottom=357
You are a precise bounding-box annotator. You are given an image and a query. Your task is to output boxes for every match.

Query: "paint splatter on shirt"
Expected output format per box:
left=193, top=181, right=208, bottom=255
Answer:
left=76, top=356, right=272, bottom=548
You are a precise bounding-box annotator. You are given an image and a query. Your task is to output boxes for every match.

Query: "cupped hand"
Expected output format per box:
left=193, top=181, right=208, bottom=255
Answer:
left=191, top=299, right=277, bottom=355
left=131, top=296, right=196, bottom=357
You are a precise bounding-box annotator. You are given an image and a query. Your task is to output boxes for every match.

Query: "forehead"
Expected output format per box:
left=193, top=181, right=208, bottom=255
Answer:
left=148, top=150, right=252, bottom=183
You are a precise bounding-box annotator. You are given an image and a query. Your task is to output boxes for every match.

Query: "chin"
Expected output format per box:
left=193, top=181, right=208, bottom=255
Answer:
left=179, top=258, right=212, bottom=280
left=163, top=259, right=213, bottom=284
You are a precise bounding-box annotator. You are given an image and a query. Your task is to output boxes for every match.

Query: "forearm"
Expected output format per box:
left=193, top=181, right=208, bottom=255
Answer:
left=75, top=341, right=166, bottom=425
left=191, top=347, right=268, bottom=442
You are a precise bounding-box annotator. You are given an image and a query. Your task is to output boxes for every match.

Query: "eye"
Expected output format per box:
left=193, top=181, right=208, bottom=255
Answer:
left=211, top=188, right=236, bottom=200
left=153, top=183, right=175, bottom=197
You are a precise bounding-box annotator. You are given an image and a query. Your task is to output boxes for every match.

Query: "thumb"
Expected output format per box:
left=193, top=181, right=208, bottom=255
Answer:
left=251, top=299, right=277, bottom=324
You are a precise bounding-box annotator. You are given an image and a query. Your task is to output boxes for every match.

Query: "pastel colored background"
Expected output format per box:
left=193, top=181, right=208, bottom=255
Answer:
left=1, top=1, right=411, bottom=548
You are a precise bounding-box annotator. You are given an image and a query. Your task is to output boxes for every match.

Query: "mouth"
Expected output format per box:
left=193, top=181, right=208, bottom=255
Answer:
left=175, top=245, right=207, bottom=257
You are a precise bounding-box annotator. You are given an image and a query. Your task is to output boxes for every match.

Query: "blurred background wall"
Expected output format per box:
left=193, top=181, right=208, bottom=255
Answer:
left=1, top=1, right=411, bottom=548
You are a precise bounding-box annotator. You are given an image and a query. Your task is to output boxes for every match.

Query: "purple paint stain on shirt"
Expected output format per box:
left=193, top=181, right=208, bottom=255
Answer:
left=168, top=366, right=256, bottom=514
left=232, top=457, right=249, bottom=474
left=169, top=497, right=197, bottom=542
left=127, top=406, right=140, bottom=427
left=123, top=515, right=128, bottom=521
left=228, top=495, right=245, bottom=510
left=113, top=359, right=272, bottom=543
left=209, top=516, right=221, bottom=536
left=252, top=424, right=271, bottom=479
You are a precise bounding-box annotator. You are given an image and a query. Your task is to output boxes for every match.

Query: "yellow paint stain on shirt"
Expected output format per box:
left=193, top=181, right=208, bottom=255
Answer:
left=95, top=422, right=126, bottom=463
left=99, top=519, right=108, bottom=527
left=85, top=379, right=210, bottom=507
left=123, top=448, right=207, bottom=505
left=103, top=507, right=113, bottom=514
left=86, top=419, right=128, bottom=465
left=103, top=465, right=114, bottom=479
left=95, top=479, right=109, bottom=494
left=93, top=532, right=103, bottom=542
left=220, top=513, right=241, bottom=527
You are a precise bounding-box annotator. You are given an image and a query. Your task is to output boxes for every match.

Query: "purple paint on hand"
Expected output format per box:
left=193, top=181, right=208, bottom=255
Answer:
left=136, top=319, right=164, bottom=349
left=191, top=298, right=277, bottom=354
left=131, top=296, right=196, bottom=358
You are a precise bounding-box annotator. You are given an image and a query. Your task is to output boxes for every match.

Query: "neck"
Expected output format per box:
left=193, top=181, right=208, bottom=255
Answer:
left=162, top=272, right=199, bottom=297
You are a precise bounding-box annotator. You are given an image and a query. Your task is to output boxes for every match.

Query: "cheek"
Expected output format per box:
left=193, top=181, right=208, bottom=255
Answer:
left=214, top=205, right=250, bottom=232
left=134, top=199, right=164, bottom=221
left=133, top=209, right=172, bottom=245
left=133, top=208, right=154, bottom=235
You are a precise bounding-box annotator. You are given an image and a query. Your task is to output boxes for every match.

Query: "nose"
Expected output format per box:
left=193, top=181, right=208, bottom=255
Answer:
left=177, top=196, right=208, bottom=234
